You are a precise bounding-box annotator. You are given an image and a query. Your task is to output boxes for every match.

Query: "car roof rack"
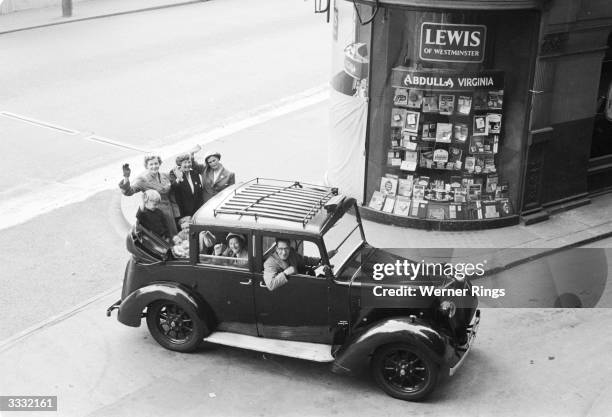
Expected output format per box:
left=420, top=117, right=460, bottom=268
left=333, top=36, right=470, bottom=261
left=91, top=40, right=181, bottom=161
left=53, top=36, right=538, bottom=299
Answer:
left=213, top=178, right=336, bottom=226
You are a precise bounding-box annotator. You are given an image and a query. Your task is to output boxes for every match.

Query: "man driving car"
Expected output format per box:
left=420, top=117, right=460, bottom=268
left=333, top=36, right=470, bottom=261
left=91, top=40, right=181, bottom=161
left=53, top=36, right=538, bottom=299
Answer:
left=263, top=238, right=321, bottom=291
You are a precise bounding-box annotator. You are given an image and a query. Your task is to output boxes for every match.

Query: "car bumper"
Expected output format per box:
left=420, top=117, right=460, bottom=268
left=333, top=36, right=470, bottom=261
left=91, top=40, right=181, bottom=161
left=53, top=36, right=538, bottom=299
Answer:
left=106, top=299, right=121, bottom=317
left=449, top=309, right=480, bottom=376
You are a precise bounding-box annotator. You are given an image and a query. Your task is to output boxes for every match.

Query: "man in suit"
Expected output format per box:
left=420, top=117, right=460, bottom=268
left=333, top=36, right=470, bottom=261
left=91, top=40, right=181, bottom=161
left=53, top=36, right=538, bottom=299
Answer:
left=263, top=238, right=320, bottom=291
left=170, top=153, right=205, bottom=217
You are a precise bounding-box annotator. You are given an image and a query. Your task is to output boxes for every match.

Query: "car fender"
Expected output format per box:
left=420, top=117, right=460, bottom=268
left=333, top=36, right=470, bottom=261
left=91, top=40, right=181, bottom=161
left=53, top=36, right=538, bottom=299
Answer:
left=117, top=282, right=209, bottom=328
left=332, top=317, right=448, bottom=375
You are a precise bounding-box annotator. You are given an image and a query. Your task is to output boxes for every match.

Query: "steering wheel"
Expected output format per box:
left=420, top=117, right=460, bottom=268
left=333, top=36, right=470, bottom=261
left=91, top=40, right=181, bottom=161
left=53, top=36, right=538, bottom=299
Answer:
left=303, top=265, right=317, bottom=276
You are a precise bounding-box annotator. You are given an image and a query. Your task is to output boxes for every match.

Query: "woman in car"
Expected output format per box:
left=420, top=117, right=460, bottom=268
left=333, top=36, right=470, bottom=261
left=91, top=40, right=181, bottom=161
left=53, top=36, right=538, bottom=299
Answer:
left=195, top=151, right=235, bottom=203
left=119, top=155, right=179, bottom=236
left=222, top=233, right=248, bottom=259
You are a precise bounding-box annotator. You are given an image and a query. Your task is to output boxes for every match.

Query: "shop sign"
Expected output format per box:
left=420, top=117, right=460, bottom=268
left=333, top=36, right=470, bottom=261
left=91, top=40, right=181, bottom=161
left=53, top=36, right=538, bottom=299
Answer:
left=391, top=69, right=504, bottom=92
left=420, top=23, right=486, bottom=63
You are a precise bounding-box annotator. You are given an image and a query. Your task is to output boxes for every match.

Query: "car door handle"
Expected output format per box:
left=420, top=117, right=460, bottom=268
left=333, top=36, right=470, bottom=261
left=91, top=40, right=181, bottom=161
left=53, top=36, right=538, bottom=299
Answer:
left=259, top=281, right=267, bottom=288
left=239, top=279, right=252, bottom=285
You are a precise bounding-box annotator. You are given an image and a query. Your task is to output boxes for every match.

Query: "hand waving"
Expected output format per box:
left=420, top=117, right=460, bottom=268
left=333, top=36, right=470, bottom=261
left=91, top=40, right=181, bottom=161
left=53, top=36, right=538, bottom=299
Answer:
left=122, top=163, right=131, bottom=178
left=189, top=144, right=202, bottom=155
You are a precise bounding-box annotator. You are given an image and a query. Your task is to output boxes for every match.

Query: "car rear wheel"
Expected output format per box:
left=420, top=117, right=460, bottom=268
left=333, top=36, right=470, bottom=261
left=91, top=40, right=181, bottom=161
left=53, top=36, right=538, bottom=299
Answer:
left=146, top=300, right=205, bottom=352
left=371, top=344, right=439, bottom=401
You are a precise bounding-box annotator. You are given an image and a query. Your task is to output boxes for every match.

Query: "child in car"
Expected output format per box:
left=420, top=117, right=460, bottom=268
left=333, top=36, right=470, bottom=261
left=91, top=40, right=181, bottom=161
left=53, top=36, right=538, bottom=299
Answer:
left=136, top=189, right=170, bottom=241
left=171, top=217, right=192, bottom=258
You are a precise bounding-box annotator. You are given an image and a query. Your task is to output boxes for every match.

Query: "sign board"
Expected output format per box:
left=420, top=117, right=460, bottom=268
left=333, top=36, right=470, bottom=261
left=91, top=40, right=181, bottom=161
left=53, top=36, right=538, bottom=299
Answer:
left=391, top=69, right=504, bottom=92
left=420, top=22, right=487, bottom=63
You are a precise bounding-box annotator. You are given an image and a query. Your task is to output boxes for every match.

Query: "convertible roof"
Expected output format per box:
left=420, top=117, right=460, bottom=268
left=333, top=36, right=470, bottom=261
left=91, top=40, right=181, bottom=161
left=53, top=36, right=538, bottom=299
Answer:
left=192, top=178, right=340, bottom=234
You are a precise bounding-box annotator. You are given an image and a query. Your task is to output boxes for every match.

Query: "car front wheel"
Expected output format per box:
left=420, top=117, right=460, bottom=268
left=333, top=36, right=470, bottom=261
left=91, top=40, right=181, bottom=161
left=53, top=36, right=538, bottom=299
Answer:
left=146, top=300, right=205, bottom=352
left=371, top=344, right=439, bottom=401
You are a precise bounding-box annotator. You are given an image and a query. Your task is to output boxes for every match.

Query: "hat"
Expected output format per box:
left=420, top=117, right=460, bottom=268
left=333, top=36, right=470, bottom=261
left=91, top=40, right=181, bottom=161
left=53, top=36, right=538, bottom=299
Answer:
left=204, top=151, right=221, bottom=164
left=226, top=233, right=246, bottom=245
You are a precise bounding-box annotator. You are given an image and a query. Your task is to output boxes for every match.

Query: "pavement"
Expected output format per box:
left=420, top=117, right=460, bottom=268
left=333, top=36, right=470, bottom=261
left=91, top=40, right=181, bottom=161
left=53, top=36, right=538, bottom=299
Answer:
left=0, top=0, right=207, bottom=34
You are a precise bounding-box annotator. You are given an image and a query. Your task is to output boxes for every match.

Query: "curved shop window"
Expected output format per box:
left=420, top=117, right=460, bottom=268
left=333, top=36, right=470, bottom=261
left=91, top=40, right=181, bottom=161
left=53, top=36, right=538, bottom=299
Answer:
left=360, top=4, right=540, bottom=229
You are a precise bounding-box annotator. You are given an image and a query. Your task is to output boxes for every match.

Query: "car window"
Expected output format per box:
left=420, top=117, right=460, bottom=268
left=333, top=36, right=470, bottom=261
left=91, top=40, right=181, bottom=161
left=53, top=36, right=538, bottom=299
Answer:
left=263, top=238, right=300, bottom=260
left=261, top=235, right=322, bottom=275
left=262, top=235, right=276, bottom=258
left=303, top=241, right=320, bottom=258
left=197, top=229, right=249, bottom=270
left=198, top=253, right=249, bottom=269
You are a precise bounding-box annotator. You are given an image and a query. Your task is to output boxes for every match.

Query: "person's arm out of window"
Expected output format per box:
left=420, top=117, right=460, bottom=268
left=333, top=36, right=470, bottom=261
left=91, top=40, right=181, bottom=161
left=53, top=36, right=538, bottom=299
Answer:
left=263, top=258, right=292, bottom=291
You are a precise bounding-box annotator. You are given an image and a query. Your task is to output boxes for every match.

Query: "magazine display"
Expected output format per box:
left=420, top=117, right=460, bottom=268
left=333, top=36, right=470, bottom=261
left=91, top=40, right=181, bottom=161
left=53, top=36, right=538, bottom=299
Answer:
left=368, top=191, right=385, bottom=210
left=439, top=94, right=455, bottom=115
left=382, top=196, right=396, bottom=213
left=422, top=95, right=439, bottom=113
left=393, top=88, right=408, bottom=106
left=380, top=177, right=398, bottom=196
left=368, top=68, right=514, bottom=221
left=393, top=196, right=411, bottom=216
left=407, top=89, right=423, bottom=108
left=405, top=111, right=420, bottom=132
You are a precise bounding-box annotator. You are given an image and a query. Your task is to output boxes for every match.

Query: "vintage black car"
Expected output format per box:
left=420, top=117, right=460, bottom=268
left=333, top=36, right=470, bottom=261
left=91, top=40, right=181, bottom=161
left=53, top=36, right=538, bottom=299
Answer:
left=107, top=179, right=480, bottom=401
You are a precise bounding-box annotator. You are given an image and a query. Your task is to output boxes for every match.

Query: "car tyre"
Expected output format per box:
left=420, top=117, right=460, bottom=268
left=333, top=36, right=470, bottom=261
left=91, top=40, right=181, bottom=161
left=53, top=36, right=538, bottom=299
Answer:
left=371, top=343, right=439, bottom=401
left=146, top=300, right=206, bottom=352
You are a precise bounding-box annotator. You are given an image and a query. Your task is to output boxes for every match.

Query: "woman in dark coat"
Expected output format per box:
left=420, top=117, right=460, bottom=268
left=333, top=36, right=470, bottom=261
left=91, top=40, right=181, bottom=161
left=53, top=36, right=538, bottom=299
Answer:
left=170, top=153, right=205, bottom=217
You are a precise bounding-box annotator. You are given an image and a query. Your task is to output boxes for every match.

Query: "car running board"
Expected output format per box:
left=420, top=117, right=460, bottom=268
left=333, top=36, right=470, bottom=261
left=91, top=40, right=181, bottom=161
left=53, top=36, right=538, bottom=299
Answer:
left=203, top=332, right=334, bottom=363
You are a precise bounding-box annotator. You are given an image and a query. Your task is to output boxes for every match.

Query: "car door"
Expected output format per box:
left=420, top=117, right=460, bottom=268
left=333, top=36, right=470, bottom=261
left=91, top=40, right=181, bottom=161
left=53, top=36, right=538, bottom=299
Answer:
left=191, top=227, right=257, bottom=336
left=252, top=234, right=332, bottom=344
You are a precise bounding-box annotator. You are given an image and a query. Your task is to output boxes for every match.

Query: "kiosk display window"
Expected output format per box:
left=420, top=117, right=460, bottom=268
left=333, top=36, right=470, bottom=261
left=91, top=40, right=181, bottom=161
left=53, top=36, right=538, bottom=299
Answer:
left=371, top=68, right=512, bottom=220
left=362, top=6, right=539, bottom=227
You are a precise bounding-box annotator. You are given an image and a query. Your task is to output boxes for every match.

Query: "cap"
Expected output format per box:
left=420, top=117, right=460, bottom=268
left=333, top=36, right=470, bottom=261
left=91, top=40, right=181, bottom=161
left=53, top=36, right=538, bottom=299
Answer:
left=204, top=151, right=221, bottom=164
left=226, top=233, right=246, bottom=245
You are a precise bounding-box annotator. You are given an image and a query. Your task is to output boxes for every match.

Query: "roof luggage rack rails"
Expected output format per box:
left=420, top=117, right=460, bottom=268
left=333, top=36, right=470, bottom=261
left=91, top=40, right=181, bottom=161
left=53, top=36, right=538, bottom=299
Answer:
left=213, top=178, right=337, bottom=226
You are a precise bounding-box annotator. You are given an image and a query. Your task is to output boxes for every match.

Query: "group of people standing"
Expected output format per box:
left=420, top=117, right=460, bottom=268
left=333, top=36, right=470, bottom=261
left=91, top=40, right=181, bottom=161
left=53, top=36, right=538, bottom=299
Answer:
left=118, top=146, right=235, bottom=239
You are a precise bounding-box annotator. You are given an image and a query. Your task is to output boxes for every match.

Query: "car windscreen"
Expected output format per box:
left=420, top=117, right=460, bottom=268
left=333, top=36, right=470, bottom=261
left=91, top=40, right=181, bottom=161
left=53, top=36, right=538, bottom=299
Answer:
left=323, top=205, right=364, bottom=273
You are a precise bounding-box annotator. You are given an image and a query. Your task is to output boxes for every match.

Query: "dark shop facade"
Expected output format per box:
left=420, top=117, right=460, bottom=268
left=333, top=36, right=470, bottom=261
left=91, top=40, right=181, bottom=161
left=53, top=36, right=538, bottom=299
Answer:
left=326, top=0, right=612, bottom=230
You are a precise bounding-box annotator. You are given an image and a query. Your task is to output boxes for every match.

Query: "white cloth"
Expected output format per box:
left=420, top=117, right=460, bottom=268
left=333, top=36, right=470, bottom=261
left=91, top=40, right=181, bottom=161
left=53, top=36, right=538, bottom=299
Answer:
left=212, top=168, right=221, bottom=184
left=326, top=88, right=368, bottom=201
left=186, top=172, right=194, bottom=193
